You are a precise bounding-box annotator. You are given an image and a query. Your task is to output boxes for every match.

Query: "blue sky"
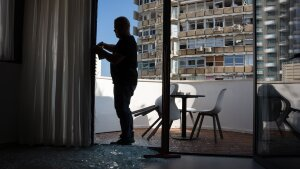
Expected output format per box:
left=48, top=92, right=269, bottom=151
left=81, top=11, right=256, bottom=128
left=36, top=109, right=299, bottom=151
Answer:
left=97, top=0, right=137, bottom=76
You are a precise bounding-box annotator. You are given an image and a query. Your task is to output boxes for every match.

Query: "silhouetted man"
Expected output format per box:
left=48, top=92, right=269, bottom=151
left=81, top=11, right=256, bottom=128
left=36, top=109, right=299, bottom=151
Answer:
left=96, top=16, right=137, bottom=145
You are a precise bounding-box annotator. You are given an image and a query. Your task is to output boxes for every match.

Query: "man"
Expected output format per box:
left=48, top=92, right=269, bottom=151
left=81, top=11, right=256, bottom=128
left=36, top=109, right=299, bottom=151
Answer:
left=95, top=16, right=137, bottom=145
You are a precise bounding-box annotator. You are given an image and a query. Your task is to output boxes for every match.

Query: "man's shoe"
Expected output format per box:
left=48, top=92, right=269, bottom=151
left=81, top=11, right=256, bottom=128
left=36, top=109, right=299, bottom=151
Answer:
left=110, top=138, right=135, bottom=145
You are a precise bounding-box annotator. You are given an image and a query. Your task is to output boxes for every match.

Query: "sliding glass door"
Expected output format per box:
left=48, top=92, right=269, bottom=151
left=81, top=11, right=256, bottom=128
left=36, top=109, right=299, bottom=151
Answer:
left=254, top=0, right=300, bottom=168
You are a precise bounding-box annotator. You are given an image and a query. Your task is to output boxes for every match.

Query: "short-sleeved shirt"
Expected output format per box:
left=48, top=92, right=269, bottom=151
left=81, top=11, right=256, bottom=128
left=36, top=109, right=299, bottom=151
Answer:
left=111, top=35, right=138, bottom=85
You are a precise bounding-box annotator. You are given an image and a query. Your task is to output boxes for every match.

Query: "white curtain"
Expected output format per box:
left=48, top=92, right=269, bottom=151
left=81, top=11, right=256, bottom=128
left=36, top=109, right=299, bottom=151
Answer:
left=0, top=0, right=15, bottom=60
left=19, top=0, right=93, bottom=146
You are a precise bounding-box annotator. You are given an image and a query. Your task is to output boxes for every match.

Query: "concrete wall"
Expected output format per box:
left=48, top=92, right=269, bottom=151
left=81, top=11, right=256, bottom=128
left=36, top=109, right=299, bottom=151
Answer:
left=95, top=77, right=254, bottom=133
left=0, top=62, right=21, bottom=144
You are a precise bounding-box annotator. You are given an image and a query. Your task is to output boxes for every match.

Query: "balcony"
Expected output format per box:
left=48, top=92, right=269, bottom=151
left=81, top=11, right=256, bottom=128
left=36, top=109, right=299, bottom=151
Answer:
left=205, top=9, right=213, bottom=16
left=235, top=66, right=245, bottom=73
left=233, top=6, right=243, bottom=13
left=196, top=29, right=204, bottom=35
left=224, top=26, right=233, bottom=33
left=214, top=8, right=223, bottom=15
left=186, top=12, right=195, bottom=18
left=223, top=7, right=233, bottom=14
left=187, top=30, right=196, bottom=37
left=214, top=66, right=224, bottom=73
left=196, top=10, right=204, bottom=17
left=244, top=5, right=253, bottom=12
left=234, top=46, right=245, bottom=52
left=95, top=78, right=255, bottom=155
left=224, top=46, right=234, bottom=53
left=244, top=24, right=253, bottom=32
left=178, top=31, right=186, bottom=38
left=245, top=45, right=253, bottom=52
left=179, top=13, right=186, bottom=19
left=224, top=66, right=234, bottom=72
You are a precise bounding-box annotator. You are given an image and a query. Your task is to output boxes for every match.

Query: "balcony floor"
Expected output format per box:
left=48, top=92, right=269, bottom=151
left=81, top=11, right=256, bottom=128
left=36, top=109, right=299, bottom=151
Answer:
left=95, top=128, right=253, bottom=156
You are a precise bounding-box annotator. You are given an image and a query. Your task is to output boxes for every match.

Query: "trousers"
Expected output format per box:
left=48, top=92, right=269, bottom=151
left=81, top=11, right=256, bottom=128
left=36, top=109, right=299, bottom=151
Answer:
left=113, top=84, right=136, bottom=139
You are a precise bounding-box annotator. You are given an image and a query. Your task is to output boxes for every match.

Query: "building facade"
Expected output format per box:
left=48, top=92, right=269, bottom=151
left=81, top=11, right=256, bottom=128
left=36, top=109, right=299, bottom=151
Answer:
left=134, top=0, right=254, bottom=80
left=256, top=0, right=300, bottom=82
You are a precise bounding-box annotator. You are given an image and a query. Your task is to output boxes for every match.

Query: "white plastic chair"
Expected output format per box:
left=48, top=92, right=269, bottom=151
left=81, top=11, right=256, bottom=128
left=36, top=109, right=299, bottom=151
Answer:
left=189, top=89, right=227, bottom=143
left=132, top=83, right=180, bottom=140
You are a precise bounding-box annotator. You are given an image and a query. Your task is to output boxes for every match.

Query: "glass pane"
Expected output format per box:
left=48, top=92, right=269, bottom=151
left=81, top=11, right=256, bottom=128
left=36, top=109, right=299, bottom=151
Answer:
left=255, top=0, right=300, bottom=165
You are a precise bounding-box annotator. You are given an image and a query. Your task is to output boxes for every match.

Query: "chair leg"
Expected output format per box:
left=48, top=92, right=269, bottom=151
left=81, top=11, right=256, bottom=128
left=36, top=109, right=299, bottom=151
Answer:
left=190, top=113, right=201, bottom=140
left=147, top=121, right=162, bottom=140
left=213, top=116, right=217, bottom=143
left=216, top=115, right=223, bottom=139
left=276, top=120, right=284, bottom=137
left=196, top=115, right=204, bottom=138
left=142, top=117, right=161, bottom=137
left=189, top=112, right=195, bottom=125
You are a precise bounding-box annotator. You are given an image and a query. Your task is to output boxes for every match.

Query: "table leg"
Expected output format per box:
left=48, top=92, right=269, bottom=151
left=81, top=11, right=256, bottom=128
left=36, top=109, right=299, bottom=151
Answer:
left=182, top=98, right=187, bottom=138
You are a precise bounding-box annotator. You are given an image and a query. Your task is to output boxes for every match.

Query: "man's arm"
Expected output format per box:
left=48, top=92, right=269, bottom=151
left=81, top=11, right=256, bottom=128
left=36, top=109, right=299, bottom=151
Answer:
left=97, top=42, right=115, bottom=53
left=95, top=46, right=125, bottom=64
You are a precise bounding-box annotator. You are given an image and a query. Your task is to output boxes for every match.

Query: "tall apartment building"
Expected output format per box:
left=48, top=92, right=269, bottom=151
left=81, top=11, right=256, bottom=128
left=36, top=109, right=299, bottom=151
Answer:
left=134, top=0, right=254, bottom=80
left=257, top=0, right=300, bottom=82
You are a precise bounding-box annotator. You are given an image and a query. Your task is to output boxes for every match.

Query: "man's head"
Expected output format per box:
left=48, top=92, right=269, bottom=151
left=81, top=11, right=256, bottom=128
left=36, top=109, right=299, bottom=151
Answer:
left=114, top=16, right=130, bottom=38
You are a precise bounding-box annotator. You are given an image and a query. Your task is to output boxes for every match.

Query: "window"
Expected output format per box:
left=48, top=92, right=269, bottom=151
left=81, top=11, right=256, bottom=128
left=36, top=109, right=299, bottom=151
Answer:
left=233, top=0, right=243, bottom=6
left=197, top=20, right=204, bottom=29
left=143, top=29, right=149, bottom=36
left=206, top=2, right=213, bottom=9
left=225, top=37, right=234, bottom=46
left=215, top=17, right=224, bottom=27
left=143, top=44, right=148, bottom=53
left=187, top=3, right=196, bottom=12
left=138, top=45, right=142, bottom=53
left=197, top=2, right=204, bottom=10
left=215, top=37, right=224, bottom=47
left=225, top=56, right=234, bottom=66
left=244, top=35, right=253, bottom=45
left=225, top=16, right=233, bottom=26
left=188, top=39, right=196, bottom=49
left=206, top=38, right=215, bottom=47
left=224, top=0, right=232, bottom=7
left=180, top=22, right=187, bottom=31
left=235, top=55, right=244, bottom=66
left=138, top=30, right=143, bottom=37
left=180, top=5, right=186, bottom=13
left=196, top=39, right=205, bottom=48
left=139, top=0, right=143, bottom=5
left=150, top=0, right=156, bottom=2
left=150, top=27, right=156, bottom=35
left=215, top=0, right=223, bottom=8
left=188, top=21, right=196, bottom=30
left=150, top=12, right=156, bottom=19
left=233, top=15, right=243, bottom=25
left=142, top=61, right=149, bottom=69
left=206, top=19, right=214, bottom=28
left=149, top=43, right=156, bottom=52
left=144, top=0, right=149, bottom=4
left=243, top=14, right=253, bottom=24
left=187, top=59, right=196, bottom=67
left=179, top=59, right=186, bottom=67
left=197, top=59, right=205, bottom=67
left=180, top=40, right=187, bottom=49
left=149, top=62, right=155, bottom=69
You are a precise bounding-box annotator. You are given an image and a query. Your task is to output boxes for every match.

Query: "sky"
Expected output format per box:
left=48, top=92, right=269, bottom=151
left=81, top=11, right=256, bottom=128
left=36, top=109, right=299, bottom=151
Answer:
left=97, top=0, right=137, bottom=76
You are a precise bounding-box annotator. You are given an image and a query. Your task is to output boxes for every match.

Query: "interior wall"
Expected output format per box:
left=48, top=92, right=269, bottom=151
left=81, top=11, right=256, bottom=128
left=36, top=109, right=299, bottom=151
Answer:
left=0, top=62, right=21, bottom=144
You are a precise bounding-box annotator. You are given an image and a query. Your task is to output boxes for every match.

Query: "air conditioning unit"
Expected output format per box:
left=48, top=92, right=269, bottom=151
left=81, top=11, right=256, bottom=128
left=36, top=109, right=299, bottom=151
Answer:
left=149, top=35, right=153, bottom=39
left=205, top=47, right=212, bottom=52
left=197, top=46, right=204, bottom=51
left=150, top=51, right=155, bottom=56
